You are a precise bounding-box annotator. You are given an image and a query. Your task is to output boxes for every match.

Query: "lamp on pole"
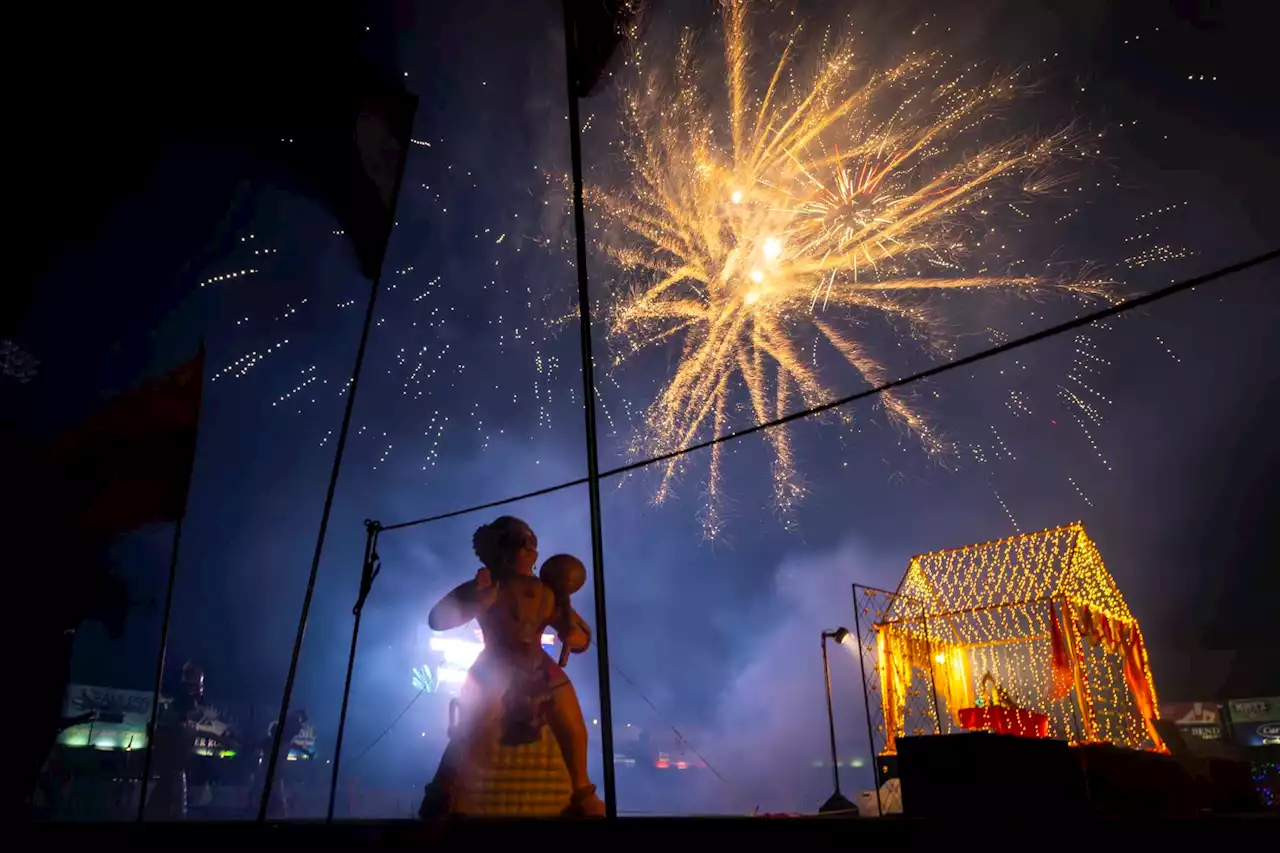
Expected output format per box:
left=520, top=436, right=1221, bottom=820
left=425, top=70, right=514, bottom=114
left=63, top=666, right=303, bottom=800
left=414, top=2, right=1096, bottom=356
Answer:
left=819, top=627, right=857, bottom=814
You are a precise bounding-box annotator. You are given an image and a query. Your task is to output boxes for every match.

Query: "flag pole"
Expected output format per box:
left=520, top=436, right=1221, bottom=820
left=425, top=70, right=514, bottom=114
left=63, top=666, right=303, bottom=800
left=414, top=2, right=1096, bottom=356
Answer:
left=325, top=519, right=380, bottom=822
left=135, top=512, right=186, bottom=822
left=256, top=134, right=413, bottom=824
left=562, top=0, right=618, bottom=816
left=257, top=269, right=383, bottom=821
left=136, top=342, right=204, bottom=822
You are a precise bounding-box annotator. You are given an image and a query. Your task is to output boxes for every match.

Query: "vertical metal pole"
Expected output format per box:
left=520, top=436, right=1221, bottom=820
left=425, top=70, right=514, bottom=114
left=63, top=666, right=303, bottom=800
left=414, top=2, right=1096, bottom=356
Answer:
left=326, top=522, right=379, bottom=822
left=136, top=514, right=185, bottom=822
left=257, top=273, right=383, bottom=822
left=257, top=75, right=414, bottom=817
left=849, top=584, right=880, bottom=809
left=855, top=581, right=885, bottom=814
left=561, top=0, right=618, bottom=816
left=821, top=634, right=841, bottom=795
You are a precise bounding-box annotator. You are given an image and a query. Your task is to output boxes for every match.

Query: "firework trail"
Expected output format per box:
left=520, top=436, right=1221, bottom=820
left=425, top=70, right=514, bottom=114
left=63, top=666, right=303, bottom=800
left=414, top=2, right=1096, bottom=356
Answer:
left=591, top=0, right=1094, bottom=536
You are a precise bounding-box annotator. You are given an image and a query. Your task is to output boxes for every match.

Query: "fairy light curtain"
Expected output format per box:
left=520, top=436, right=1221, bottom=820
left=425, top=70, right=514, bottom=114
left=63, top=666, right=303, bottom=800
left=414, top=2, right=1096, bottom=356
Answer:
left=874, top=523, right=1163, bottom=754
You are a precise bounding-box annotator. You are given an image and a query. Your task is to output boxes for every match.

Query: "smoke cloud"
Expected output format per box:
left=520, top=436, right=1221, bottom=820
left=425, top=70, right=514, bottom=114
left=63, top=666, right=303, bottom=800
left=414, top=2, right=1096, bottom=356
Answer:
left=688, top=536, right=901, bottom=814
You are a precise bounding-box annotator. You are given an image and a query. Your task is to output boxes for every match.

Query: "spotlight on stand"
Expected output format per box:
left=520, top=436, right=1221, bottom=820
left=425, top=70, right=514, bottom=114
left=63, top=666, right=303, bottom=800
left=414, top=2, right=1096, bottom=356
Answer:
left=819, top=627, right=857, bottom=815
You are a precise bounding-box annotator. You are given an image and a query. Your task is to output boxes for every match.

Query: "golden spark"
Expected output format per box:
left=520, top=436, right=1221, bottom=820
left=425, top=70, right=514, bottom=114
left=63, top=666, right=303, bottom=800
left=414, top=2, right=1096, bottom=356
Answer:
left=591, top=1, right=1090, bottom=537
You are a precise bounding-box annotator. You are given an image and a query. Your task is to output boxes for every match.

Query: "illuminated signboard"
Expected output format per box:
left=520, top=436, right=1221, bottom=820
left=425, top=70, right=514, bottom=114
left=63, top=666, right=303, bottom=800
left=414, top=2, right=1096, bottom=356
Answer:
left=57, top=684, right=315, bottom=758
left=59, top=684, right=152, bottom=750
left=1225, top=697, right=1280, bottom=748
left=414, top=627, right=555, bottom=694
left=1227, top=697, right=1280, bottom=724
left=1160, top=702, right=1220, bottom=725
left=1159, top=701, right=1223, bottom=741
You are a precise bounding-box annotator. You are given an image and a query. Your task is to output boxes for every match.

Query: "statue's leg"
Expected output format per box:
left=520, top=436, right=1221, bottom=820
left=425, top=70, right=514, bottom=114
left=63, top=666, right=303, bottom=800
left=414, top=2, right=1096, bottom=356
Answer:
left=547, top=680, right=605, bottom=816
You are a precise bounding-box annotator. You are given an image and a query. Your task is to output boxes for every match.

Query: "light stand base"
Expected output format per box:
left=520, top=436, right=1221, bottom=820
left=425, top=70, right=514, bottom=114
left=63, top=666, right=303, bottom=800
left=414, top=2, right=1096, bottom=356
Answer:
left=818, top=790, right=858, bottom=815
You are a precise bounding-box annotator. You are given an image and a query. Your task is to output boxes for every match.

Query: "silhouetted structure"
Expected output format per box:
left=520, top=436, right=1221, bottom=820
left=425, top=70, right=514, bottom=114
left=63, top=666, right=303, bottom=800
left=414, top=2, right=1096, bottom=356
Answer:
left=9, top=3, right=413, bottom=336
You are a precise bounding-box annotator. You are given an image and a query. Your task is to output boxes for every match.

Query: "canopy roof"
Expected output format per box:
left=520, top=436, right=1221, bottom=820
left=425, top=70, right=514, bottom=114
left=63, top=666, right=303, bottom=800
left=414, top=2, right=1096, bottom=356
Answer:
left=884, top=523, right=1133, bottom=644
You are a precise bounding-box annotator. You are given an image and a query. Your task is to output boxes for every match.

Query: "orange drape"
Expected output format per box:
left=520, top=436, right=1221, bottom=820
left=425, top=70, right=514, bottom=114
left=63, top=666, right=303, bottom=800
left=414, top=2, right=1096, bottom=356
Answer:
left=1121, top=626, right=1164, bottom=751
left=1048, top=600, right=1073, bottom=700
left=1063, top=602, right=1098, bottom=741
left=876, top=626, right=972, bottom=753
left=1069, top=600, right=1164, bottom=751
left=876, top=626, right=905, bottom=754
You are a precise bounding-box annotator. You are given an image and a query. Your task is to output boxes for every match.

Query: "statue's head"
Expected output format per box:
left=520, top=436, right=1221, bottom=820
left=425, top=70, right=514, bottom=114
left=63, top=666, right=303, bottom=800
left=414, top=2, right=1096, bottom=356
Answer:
left=473, top=516, right=538, bottom=577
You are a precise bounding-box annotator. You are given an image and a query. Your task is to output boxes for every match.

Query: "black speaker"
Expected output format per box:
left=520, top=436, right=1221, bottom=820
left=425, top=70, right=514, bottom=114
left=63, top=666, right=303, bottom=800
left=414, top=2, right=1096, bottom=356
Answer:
left=1075, top=743, right=1199, bottom=816
left=897, top=733, right=1089, bottom=817
left=876, top=753, right=898, bottom=784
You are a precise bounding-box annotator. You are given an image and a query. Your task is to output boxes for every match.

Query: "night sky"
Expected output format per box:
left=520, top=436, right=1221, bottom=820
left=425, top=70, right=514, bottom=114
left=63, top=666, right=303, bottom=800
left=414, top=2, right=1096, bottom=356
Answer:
left=8, top=0, right=1278, bottom=816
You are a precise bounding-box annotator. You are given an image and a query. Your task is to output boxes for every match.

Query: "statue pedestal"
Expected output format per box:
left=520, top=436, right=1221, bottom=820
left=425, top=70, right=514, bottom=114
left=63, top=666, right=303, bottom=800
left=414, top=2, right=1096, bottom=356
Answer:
left=452, top=722, right=573, bottom=816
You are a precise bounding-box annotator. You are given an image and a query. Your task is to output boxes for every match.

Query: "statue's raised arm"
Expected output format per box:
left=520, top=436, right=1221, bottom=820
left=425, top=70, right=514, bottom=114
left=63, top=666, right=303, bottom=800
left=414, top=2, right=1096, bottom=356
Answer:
left=427, top=569, right=500, bottom=631
left=540, top=553, right=591, bottom=663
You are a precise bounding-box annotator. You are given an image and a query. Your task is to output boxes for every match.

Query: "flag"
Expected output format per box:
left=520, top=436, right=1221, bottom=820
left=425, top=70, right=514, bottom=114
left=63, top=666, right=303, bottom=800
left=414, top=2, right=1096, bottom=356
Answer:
left=51, top=349, right=204, bottom=535
left=564, top=0, right=637, bottom=97
left=343, top=76, right=419, bottom=281
left=9, top=8, right=417, bottom=337
left=247, top=60, right=418, bottom=282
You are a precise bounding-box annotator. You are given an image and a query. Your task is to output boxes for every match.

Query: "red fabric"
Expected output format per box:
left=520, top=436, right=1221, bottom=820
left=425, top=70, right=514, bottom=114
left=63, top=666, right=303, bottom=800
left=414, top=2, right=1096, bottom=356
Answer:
left=51, top=350, right=203, bottom=534
left=1048, top=602, right=1073, bottom=700
left=1121, top=632, right=1162, bottom=748
left=958, top=706, right=1050, bottom=738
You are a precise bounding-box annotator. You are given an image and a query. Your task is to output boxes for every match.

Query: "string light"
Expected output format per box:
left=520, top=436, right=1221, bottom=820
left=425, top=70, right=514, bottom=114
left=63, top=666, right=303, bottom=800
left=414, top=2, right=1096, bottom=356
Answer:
left=872, top=523, right=1161, bottom=755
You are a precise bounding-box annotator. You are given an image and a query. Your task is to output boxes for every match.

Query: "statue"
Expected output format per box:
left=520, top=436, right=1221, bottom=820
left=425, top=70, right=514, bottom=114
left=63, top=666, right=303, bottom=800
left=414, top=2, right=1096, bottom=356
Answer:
left=979, top=673, right=1018, bottom=710
left=419, top=516, right=605, bottom=818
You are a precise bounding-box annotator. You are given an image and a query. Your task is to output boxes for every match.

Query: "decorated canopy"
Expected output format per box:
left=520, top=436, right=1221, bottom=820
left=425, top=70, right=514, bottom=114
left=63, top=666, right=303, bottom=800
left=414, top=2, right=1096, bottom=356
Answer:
left=871, top=523, right=1162, bottom=754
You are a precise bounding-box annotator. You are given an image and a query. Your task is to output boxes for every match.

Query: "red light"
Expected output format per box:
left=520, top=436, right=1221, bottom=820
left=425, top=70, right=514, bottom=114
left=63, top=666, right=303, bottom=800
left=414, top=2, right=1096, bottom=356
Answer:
left=655, top=758, right=669, bottom=769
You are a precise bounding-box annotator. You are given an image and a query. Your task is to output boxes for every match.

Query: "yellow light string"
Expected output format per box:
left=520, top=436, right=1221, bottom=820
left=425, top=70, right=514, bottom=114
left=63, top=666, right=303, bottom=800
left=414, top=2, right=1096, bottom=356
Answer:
left=876, top=523, right=1161, bottom=752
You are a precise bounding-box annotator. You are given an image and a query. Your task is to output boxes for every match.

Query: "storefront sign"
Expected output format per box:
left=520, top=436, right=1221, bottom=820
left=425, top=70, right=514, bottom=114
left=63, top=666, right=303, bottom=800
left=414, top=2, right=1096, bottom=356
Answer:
left=1223, top=697, right=1280, bottom=748
left=1234, top=721, right=1280, bottom=747
left=65, top=684, right=154, bottom=718
left=60, top=684, right=153, bottom=750
left=1180, top=724, right=1222, bottom=741
left=1227, top=697, right=1280, bottom=724
left=1159, top=702, right=1225, bottom=741
left=1160, top=702, right=1220, bottom=725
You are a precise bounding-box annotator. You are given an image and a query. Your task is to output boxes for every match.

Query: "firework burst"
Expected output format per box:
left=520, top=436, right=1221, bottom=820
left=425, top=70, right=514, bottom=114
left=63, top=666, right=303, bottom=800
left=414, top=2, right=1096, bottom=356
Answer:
left=591, top=1, right=1092, bottom=536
